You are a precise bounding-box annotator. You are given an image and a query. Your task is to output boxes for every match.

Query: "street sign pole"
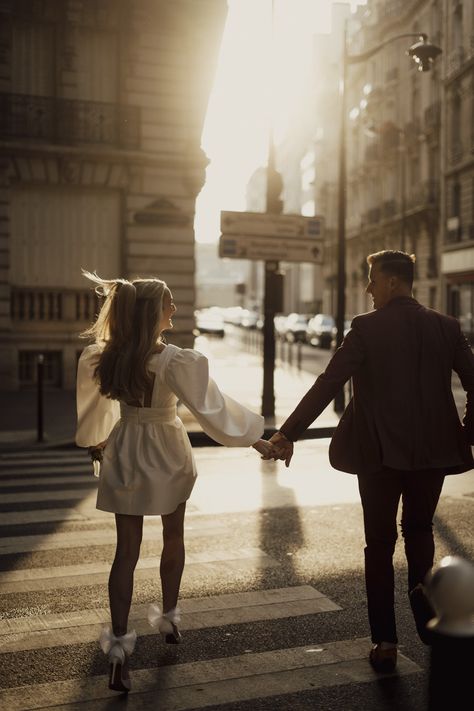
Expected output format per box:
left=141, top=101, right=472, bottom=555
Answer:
left=262, top=135, right=283, bottom=420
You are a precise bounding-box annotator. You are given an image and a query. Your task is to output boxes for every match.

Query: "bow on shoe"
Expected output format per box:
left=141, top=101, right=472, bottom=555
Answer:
left=99, top=626, right=137, bottom=660
left=147, top=604, right=181, bottom=633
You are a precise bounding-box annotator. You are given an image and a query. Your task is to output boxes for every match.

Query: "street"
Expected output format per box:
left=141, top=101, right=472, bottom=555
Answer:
left=1, top=333, right=473, bottom=710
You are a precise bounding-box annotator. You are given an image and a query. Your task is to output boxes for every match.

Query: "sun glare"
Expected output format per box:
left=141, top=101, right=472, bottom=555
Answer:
left=194, top=0, right=365, bottom=244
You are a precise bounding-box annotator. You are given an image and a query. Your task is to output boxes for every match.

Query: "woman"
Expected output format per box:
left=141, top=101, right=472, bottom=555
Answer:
left=76, top=272, right=272, bottom=693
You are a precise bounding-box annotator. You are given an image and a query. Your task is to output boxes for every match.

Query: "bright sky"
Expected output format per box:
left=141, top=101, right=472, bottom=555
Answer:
left=194, top=0, right=366, bottom=244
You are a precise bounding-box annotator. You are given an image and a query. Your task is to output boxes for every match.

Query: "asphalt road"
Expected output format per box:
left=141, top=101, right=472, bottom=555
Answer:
left=1, top=331, right=473, bottom=710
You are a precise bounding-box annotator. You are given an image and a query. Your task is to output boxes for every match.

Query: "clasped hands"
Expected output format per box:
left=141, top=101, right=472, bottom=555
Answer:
left=252, top=431, right=294, bottom=468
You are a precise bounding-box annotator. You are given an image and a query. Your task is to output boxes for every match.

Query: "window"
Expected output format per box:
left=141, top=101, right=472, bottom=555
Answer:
left=452, top=93, right=462, bottom=158
left=453, top=182, right=461, bottom=217
left=12, top=21, right=54, bottom=96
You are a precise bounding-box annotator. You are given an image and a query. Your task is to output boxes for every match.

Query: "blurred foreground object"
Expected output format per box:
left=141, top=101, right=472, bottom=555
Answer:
left=88, top=446, right=104, bottom=478
left=425, top=556, right=474, bottom=711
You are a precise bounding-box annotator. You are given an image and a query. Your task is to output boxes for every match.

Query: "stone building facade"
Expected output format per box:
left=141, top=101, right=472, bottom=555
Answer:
left=273, top=0, right=473, bottom=338
left=336, top=0, right=444, bottom=320
left=0, top=0, right=226, bottom=389
left=440, top=0, right=474, bottom=340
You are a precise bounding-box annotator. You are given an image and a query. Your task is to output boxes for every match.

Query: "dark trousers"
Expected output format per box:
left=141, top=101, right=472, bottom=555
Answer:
left=357, top=467, right=445, bottom=644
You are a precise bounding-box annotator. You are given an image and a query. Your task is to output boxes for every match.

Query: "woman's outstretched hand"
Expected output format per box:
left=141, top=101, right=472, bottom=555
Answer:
left=252, top=439, right=278, bottom=459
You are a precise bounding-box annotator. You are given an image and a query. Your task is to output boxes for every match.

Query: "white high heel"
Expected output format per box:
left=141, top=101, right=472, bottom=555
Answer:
left=99, top=627, right=137, bottom=692
left=148, top=604, right=182, bottom=644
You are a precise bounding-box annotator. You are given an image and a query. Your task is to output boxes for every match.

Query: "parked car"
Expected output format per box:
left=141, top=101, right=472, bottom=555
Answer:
left=331, top=319, right=352, bottom=346
left=284, top=313, right=311, bottom=343
left=240, top=309, right=260, bottom=329
left=306, top=314, right=335, bottom=349
left=194, top=308, right=225, bottom=337
left=274, top=315, right=287, bottom=340
left=222, top=306, right=244, bottom=325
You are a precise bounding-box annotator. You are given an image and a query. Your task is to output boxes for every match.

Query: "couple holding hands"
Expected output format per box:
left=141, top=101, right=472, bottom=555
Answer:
left=76, top=250, right=474, bottom=692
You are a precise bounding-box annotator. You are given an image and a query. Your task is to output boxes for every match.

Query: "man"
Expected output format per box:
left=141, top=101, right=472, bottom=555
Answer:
left=268, top=250, right=474, bottom=673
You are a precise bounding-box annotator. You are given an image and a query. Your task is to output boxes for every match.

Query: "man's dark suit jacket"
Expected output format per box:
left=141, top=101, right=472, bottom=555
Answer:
left=279, top=297, right=474, bottom=476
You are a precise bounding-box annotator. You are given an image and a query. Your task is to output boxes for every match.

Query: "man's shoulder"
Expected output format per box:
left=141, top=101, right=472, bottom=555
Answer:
left=352, top=302, right=461, bottom=333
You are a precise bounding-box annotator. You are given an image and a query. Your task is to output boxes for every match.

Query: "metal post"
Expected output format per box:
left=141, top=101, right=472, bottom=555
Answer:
left=261, top=128, right=283, bottom=417
left=334, top=26, right=348, bottom=414
left=400, top=130, right=406, bottom=251
left=36, top=353, right=44, bottom=443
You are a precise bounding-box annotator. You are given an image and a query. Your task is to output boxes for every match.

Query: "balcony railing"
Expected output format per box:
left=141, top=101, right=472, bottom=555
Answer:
left=405, top=179, right=439, bottom=211
left=0, top=93, right=140, bottom=149
left=449, top=142, right=464, bottom=165
left=10, top=289, right=100, bottom=322
left=381, top=199, right=398, bottom=219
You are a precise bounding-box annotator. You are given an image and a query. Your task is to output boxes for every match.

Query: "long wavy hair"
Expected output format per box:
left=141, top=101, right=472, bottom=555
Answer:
left=81, top=270, right=168, bottom=402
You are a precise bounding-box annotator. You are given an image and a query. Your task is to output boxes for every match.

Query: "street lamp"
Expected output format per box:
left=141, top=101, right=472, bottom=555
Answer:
left=333, top=31, right=442, bottom=414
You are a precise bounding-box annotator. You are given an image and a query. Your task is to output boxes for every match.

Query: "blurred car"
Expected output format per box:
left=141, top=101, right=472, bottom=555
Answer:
left=194, top=308, right=225, bottom=337
left=274, top=315, right=288, bottom=340
left=222, top=306, right=244, bottom=325
left=331, top=319, right=352, bottom=347
left=306, top=314, right=335, bottom=349
left=240, top=309, right=260, bottom=329
left=284, top=313, right=311, bottom=343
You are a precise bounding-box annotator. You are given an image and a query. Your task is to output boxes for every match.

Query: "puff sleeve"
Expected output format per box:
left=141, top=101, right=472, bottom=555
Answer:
left=164, top=348, right=264, bottom=446
left=75, top=344, right=120, bottom=447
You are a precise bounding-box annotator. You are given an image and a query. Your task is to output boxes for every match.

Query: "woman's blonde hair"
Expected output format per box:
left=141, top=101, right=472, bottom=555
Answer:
left=81, top=270, right=168, bottom=402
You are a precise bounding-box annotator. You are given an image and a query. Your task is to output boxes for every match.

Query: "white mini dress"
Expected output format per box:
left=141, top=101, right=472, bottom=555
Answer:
left=76, top=343, right=264, bottom=516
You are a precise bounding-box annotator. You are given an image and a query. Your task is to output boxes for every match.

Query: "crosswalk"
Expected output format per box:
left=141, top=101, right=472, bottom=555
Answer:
left=0, top=448, right=421, bottom=711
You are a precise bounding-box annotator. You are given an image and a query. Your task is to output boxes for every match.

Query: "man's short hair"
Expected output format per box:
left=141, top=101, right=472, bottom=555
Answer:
left=367, top=250, right=416, bottom=287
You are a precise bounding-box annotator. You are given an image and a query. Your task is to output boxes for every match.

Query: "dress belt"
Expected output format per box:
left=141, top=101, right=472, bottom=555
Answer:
left=120, top=404, right=177, bottom=424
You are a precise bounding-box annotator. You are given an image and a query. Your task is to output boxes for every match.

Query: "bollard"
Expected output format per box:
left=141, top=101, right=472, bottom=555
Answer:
left=36, top=353, right=45, bottom=443
left=425, top=555, right=474, bottom=711
left=297, top=341, right=302, bottom=370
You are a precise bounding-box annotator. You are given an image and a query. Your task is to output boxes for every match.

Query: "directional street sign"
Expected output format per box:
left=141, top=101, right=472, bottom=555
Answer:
left=220, top=211, right=324, bottom=240
left=219, top=234, right=323, bottom=263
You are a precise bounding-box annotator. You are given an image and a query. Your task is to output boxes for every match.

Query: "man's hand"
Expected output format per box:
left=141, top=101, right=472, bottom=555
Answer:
left=268, top=431, right=294, bottom=467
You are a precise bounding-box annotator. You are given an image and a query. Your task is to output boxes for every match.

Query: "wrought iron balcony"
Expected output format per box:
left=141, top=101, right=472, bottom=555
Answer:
left=381, top=199, right=398, bottom=219
left=405, top=179, right=439, bottom=211
left=0, top=93, right=140, bottom=149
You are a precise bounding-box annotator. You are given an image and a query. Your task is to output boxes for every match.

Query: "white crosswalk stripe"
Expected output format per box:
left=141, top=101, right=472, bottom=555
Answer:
left=0, top=639, right=421, bottom=711
left=0, top=447, right=422, bottom=710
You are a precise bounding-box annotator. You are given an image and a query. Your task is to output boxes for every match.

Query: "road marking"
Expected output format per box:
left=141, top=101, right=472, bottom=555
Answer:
left=0, top=638, right=420, bottom=710
left=0, top=518, right=228, bottom=554
left=0, top=476, right=94, bottom=488
left=0, top=547, right=278, bottom=594
left=0, top=489, right=96, bottom=503
left=0, top=586, right=340, bottom=652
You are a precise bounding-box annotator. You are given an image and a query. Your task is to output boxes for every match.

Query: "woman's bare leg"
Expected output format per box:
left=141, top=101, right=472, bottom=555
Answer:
left=160, top=502, right=186, bottom=612
left=109, top=513, right=143, bottom=636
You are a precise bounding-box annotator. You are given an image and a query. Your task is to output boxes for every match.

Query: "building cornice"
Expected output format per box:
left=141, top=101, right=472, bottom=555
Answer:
left=0, top=141, right=209, bottom=171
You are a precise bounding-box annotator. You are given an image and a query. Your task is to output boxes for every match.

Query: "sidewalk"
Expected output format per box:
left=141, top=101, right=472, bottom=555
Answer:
left=0, top=345, right=339, bottom=452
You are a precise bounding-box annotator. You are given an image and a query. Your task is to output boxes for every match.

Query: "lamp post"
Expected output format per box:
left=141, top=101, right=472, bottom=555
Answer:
left=333, top=31, right=442, bottom=414
left=261, top=0, right=284, bottom=419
